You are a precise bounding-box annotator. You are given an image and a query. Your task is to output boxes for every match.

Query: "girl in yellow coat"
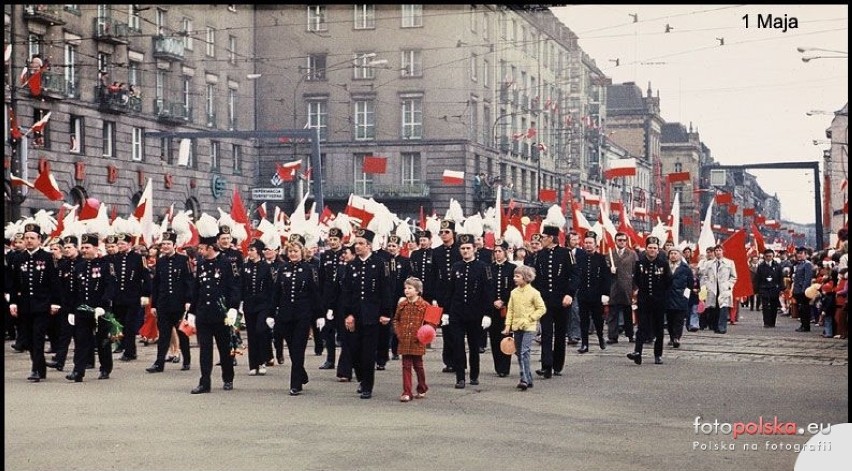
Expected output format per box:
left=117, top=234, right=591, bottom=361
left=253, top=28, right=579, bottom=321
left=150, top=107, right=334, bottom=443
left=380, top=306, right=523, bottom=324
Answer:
left=502, top=265, right=546, bottom=390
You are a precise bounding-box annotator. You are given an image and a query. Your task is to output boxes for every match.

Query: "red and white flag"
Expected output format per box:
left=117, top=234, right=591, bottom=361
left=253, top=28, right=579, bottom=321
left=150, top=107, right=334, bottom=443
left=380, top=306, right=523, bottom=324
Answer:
left=526, top=127, right=537, bottom=139
left=580, top=190, right=600, bottom=205
left=19, top=66, right=28, bottom=86
left=256, top=202, right=268, bottom=221
left=632, top=207, right=648, bottom=218
left=276, top=160, right=301, bottom=182
left=344, top=194, right=376, bottom=227
left=29, top=111, right=52, bottom=134
left=9, top=173, right=35, bottom=189
left=33, top=167, right=64, bottom=201
left=442, top=170, right=464, bottom=185
left=603, top=158, right=637, bottom=179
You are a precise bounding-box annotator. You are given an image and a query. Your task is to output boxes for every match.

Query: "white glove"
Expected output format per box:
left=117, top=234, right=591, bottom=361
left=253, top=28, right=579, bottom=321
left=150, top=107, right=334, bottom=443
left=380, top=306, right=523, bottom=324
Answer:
left=140, top=296, right=150, bottom=306
left=9, top=304, right=18, bottom=316
left=266, top=317, right=275, bottom=329
left=440, top=314, right=449, bottom=326
left=610, top=266, right=617, bottom=274
left=601, top=295, right=610, bottom=305
left=187, top=313, right=197, bottom=327
left=94, top=307, right=105, bottom=318
left=68, top=313, right=75, bottom=326
left=316, top=318, right=326, bottom=330
left=432, top=300, right=438, bottom=306
left=481, top=316, right=492, bottom=330
left=5, top=293, right=10, bottom=302
left=225, top=308, right=238, bottom=326
left=326, top=309, right=334, bottom=320
left=238, top=302, right=244, bottom=314
left=50, top=304, right=61, bottom=312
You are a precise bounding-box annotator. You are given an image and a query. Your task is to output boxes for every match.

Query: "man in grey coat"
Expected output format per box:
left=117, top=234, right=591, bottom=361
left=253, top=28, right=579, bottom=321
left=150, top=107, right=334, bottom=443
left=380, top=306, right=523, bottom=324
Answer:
left=700, top=245, right=737, bottom=334
left=606, top=232, right=636, bottom=344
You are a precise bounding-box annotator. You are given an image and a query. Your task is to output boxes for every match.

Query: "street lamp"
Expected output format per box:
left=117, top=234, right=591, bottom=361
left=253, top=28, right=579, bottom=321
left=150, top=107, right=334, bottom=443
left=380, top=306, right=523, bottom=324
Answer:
left=802, top=55, right=848, bottom=63
left=797, top=46, right=848, bottom=54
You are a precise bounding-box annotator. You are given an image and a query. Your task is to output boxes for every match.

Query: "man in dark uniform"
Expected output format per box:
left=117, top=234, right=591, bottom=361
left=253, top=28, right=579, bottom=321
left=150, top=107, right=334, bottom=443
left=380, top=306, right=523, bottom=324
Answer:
left=409, top=230, right=434, bottom=302
left=474, top=234, right=494, bottom=264
left=380, top=234, right=410, bottom=366
left=66, top=233, right=116, bottom=382
left=318, top=228, right=345, bottom=370
left=6, top=232, right=27, bottom=350
left=240, top=239, right=276, bottom=376
left=628, top=236, right=672, bottom=365
left=110, top=233, right=148, bottom=361
left=341, top=229, right=393, bottom=399
left=445, top=233, right=494, bottom=388
left=8, top=223, right=61, bottom=382
left=189, top=233, right=241, bottom=393
left=533, top=225, right=577, bottom=378
left=575, top=231, right=611, bottom=353
left=261, top=240, right=284, bottom=365
left=755, top=248, right=784, bottom=328
left=430, top=220, right=461, bottom=373
left=46, top=236, right=87, bottom=372
left=335, top=244, right=357, bottom=381
left=524, top=234, right=543, bottom=267
left=146, top=230, right=194, bottom=373
left=216, top=225, right=244, bottom=365
left=487, top=239, right=515, bottom=377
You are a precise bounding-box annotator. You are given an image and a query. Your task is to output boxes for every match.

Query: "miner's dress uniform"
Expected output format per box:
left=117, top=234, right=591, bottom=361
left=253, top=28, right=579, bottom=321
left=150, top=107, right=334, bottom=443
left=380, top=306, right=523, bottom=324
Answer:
left=69, top=257, right=116, bottom=379
left=189, top=252, right=240, bottom=390
left=447, top=258, right=495, bottom=384
left=9, top=248, right=61, bottom=379
left=379, top=253, right=410, bottom=366
left=263, top=258, right=284, bottom=364
left=488, top=259, right=515, bottom=376
left=632, top=254, right=672, bottom=358
left=340, top=254, right=393, bottom=397
left=50, top=254, right=85, bottom=371
left=575, top=249, right=612, bottom=350
left=319, top=247, right=344, bottom=368
left=532, top=244, right=577, bottom=376
left=409, top=247, right=434, bottom=302
left=241, top=258, right=276, bottom=372
left=110, top=249, right=149, bottom=360
left=430, top=242, right=461, bottom=370
left=273, top=260, right=322, bottom=392
left=150, top=252, right=194, bottom=370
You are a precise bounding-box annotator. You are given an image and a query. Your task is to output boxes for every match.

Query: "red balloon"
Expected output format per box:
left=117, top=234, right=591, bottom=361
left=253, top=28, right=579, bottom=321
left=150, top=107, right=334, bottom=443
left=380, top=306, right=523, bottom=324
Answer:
left=416, top=324, right=436, bottom=344
left=78, top=198, right=101, bottom=220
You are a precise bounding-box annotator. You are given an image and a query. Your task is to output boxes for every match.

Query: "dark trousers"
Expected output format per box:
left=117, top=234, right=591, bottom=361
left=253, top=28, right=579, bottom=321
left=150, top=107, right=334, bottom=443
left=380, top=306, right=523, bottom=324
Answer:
left=72, top=316, right=112, bottom=377
left=441, top=323, right=454, bottom=368
left=112, top=304, right=139, bottom=357
left=154, top=310, right=190, bottom=368
left=311, top=322, right=323, bottom=356
left=345, top=323, right=379, bottom=393
left=665, top=309, right=686, bottom=342
left=706, top=306, right=719, bottom=332
left=450, top=319, right=482, bottom=382
left=335, top=316, right=353, bottom=379
left=278, top=317, right=311, bottom=390
left=267, top=324, right=285, bottom=363
left=244, top=310, right=271, bottom=370
left=488, top=315, right=511, bottom=375
left=196, top=321, right=234, bottom=388
left=47, top=309, right=62, bottom=353
left=539, top=303, right=567, bottom=372
left=321, top=320, right=337, bottom=365
left=376, top=322, right=391, bottom=367
left=794, top=293, right=811, bottom=331
left=19, top=310, right=49, bottom=377
left=52, top=312, right=75, bottom=367
left=635, top=299, right=665, bottom=358
left=607, top=304, right=634, bottom=340
left=579, top=302, right=604, bottom=347
left=761, top=296, right=780, bottom=327
left=401, top=355, right=427, bottom=396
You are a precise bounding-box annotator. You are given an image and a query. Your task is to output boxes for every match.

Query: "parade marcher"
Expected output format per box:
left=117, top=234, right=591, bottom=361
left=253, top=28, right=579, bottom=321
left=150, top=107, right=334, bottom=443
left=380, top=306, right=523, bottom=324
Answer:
left=444, top=233, right=495, bottom=389
left=524, top=234, right=542, bottom=267
left=474, top=234, right=494, bottom=264
left=66, top=233, right=116, bottom=382
left=532, top=225, right=576, bottom=378
left=8, top=222, right=61, bottom=382
left=607, top=232, right=637, bottom=344
left=488, top=240, right=515, bottom=377
left=273, top=235, right=323, bottom=396
left=335, top=244, right=357, bottom=382
left=627, top=236, right=672, bottom=366
left=409, top=230, right=434, bottom=302
left=318, top=227, right=345, bottom=370
left=502, top=265, right=546, bottom=391
left=792, top=246, right=815, bottom=332
left=665, top=248, right=693, bottom=348
left=700, top=245, right=738, bottom=334
left=240, top=239, right=277, bottom=377
left=380, top=234, right=411, bottom=367
left=188, top=215, right=241, bottom=394
left=340, top=229, right=393, bottom=399
left=565, top=231, right=583, bottom=345
left=575, top=232, right=611, bottom=353
left=110, top=232, right=149, bottom=361
left=46, top=235, right=86, bottom=372
left=146, top=230, right=193, bottom=373
left=6, top=231, right=27, bottom=351
left=755, top=248, right=784, bottom=328
left=260, top=238, right=284, bottom=365
left=392, top=277, right=432, bottom=402
left=697, top=247, right=716, bottom=329
left=430, top=220, right=461, bottom=373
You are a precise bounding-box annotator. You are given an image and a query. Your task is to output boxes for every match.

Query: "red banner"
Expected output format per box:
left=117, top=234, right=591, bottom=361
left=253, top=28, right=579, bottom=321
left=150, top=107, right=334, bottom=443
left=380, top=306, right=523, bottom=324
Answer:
left=362, top=156, right=387, bottom=174
left=538, top=188, right=557, bottom=203
left=716, top=192, right=733, bottom=205
left=667, top=171, right=691, bottom=183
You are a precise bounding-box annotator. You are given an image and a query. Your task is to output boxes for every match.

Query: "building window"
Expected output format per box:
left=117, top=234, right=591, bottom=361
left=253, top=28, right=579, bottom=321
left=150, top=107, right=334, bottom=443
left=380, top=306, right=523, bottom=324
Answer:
left=674, top=185, right=684, bottom=201
left=28, top=33, right=42, bottom=59
left=483, top=12, right=490, bottom=40
left=353, top=153, right=374, bottom=195
left=205, top=27, right=215, bottom=57
left=482, top=104, right=491, bottom=146
left=674, top=162, right=683, bottom=172
left=400, top=49, right=422, bottom=77
left=206, top=83, right=216, bottom=127
left=64, top=43, right=77, bottom=98
left=128, top=61, right=141, bottom=88
left=307, top=6, right=327, bottom=32
left=232, top=144, right=242, bottom=174
left=128, top=5, right=141, bottom=32
left=182, top=76, right=192, bottom=116
left=155, top=8, right=166, bottom=36
left=160, top=137, right=172, bottom=164
left=353, top=52, right=379, bottom=79
left=102, top=121, right=115, bottom=157
left=500, top=12, right=507, bottom=39
left=187, top=140, right=197, bottom=169
left=470, top=98, right=479, bottom=142
left=307, top=99, right=328, bottom=141
left=69, top=115, right=83, bottom=154
left=228, top=88, right=237, bottom=130
left=228, top=35, right=237, bottom=65
left=182, top=18, right=193, bottom=50
left=482, top=58, right=489, bottom=88
left=401, top=5, right=422, bottom=28
left=354, top=4, right=375, bottom=29
left=131, top=127, right=144, bottom=161
left=210, top=141, right=220, bottom=171
left=307, top=54, right=327, bottom=81
left=401, top=96, right=422, bottom=140
left=354, top=99, right=375, bottom=141
left=401, top=152, right=421, bottom=185
left=470, top=53, right=478, bottom=81
left=469, top=6, right=477, bottom=32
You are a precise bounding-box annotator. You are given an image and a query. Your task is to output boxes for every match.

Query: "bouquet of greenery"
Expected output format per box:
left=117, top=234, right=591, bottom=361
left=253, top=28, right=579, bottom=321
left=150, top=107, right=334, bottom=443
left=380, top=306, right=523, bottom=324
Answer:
left=77, top=304, right=123, bottom=341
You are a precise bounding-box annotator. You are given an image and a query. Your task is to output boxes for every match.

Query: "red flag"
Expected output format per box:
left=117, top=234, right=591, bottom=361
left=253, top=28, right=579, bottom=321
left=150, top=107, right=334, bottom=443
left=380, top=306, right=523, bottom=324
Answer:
left=742, top=208, right=755, bottom=217
left=716, top=192, right=733, bottom=205
left=319, top=205, right=333, bottom=226
left=727, top=204, right=738, bottom=215
left=560, top=184, right=572, bottom=215
left=604, top=158, right=638, bottom=179
left=618, top=209, right=644, bottom=248
left=526, top=127, right=537, bottom=139
left=27, top=65, right=45, bottom=96
left=33, top=167, right=64, bottom=201
left=751, top=223, right=766, bottom=253
left=419, top=205, right=426, bottom=231
left=9, top=173, right=34, bottom=189
left=362, top=156, right=387, bottom=174
left=230, top=189, right=249, bottom=224
left=538, top=188, right=557, bottom=203
left=79, top=198, right=100, bottom=220
left=30, top=111, right=52, bottom=134
left=50, top=205, right=67, bottom=239
left=666, top=171, right=691, bottom=183
left=344, top=194, right=375, bottom=227
left=524, top=219, right=541, bottom=242
left=109, top=205, right=118, bottom=224
left=276, top=161, right=301, bottom=181
left=133, top=200, right=146, bottom=220
left=609, top=201, right=624, bottom=213
left=256, top=202, right=268, bottom=221
left=721, top=229, right=753, bottom=299
left=9, top=109, right=23, bottom=140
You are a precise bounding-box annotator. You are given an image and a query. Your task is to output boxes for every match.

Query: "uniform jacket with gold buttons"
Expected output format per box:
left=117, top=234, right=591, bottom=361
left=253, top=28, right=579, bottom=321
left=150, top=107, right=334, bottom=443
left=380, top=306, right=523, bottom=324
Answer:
left=274, top=260, right=321, bottom=322
left=190, top=253, right=240, bottom=324
left=151, top=252, right=193, bottom=313
left=9, top=248, right=61, bottom=313
left=447, top=259, right=495, bottom=322
left=341, top=253, right=393, bottom=325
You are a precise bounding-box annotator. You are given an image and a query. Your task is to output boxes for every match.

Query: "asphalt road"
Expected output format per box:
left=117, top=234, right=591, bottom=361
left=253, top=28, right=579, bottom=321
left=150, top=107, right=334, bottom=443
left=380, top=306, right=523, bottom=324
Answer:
left=4, top=309, right=847, bottom=471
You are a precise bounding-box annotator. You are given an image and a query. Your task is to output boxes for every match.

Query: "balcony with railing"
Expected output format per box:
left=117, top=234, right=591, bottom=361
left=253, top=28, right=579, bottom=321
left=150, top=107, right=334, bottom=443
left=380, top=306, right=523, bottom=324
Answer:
left=152, top=36, right=186, bottom=61
left=23, top=5, right=66, bottom=25
left=155, top=99, right=191, bottom=124
left=29, top=70, right=68, bottom=99
left=96, top=85, right=142, bottom=113
left=93, top=16, right=129, bottom=44
left=322, top=182, right=431, bottom=201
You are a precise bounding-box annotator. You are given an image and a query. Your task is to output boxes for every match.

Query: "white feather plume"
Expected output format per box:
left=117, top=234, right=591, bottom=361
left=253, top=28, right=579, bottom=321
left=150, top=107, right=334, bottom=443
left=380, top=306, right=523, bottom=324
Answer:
left=502, top=225, right=525, bottom=249
left=425, top=215, right=442, bottom=248
left=85, top=203, right=112, bottom=238
left=5, top=220, right=23, bottom=240
left=461, top=213, right=484, bottom=237
left=33, top=210, right=57, bottom=236
left=230, top=222, right=248, bottom=242
left=395, top=218, right=414, bottom=243
left=216, top=208, right=236, bottom=233
left=542, top=205, right=566, bottom=231
left=445, top=199, right=465, bottom=224
left=60, top=220, right=87, bottom=242
left=196, top=213, right=220, bottom=238
left=330, top=213, right=353, bottom=238
left=481, top=206, right=499, bottom=233
left=171, top=210, right=192, bottom=237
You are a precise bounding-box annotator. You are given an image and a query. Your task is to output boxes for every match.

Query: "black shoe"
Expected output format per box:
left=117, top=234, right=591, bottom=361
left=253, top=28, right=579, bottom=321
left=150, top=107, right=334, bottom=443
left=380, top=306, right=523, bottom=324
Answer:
left=11, top=345, right=25, bottom=353
left=289, top=387, right=302, bottom=396
left=391, top=354, right=400, bottom=361
left=553, top=370, right=562, bottom=376
left=86, top=363, right=95, bottom=369
left=441, top=366, right=455, bottom=373
left=277, top=355, right=285, bottom=365
left=795, top=327, right=810, bottom=332
left=517, top=382, right=528, bottom=391
left=535, top=369, right=552, bottom=379
left=654, top=356, right=663, bottom=365
left=119, top=355, right=137, bottom=362
left=359, top=391, right=372, bottom=399
left=66, top=371, right=83, bottom=382
left=469, top=379, right=479, bottom=386
left=170, top=355, right=181, bottom=364
left=478, top=347, right=486, bottom=354
left=27, top=371, right=44, bottom=382
left=606, top=339, right=618, bottom=344
left=146, top=364, right=164, bottom=373
left=577, top=345, right=589, bottom=354
left=318, top=361, right=335, bottom=370
left=566, top=339, right=579, bottom=346
left=181, top=364, right=191, bottom=371
left=314, top=351, right=323, bottom=356
left=97, top=371, right=110, bottom=380
left=113, top=347, right=124, bottom=355
left=672, top=339, right=680, bottom=349
left=628, top=337, right=634, bottom=343
left=627, top=352, right=642, bottom=365
left=454, top=380, right=466, bottom=389
left=191, top=385, right=211, bottom=394
left=223, top=382, right=233, bottom=391
left=687, top=328, right=699, bottom=332
left=599, top=338, right=607, bottom=350
left=375, top=365, right=386, bottom=371
left=46, top=360, right=64, bottom=371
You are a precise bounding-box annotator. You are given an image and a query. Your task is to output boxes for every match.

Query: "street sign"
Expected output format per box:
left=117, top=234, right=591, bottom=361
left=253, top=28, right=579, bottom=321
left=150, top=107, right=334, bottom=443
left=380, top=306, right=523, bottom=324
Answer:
left=270, top=173, right=283, bottom=186
left=710, top=169, right=727, bottom=186
left=251, top=187, right=285, bottom=200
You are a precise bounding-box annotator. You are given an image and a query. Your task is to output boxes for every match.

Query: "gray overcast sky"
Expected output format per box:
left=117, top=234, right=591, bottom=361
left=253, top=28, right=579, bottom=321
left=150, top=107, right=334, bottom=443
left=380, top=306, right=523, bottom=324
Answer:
left=551, top=4, right=848, bottom=224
